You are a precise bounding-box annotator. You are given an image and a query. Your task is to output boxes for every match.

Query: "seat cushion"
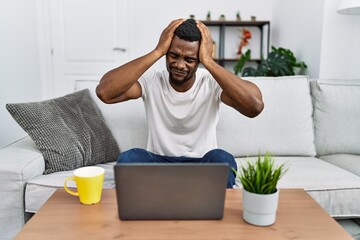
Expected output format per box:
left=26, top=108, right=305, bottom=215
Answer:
left=235, top=156, right=360, bottom=218
left=25, top=162, right=116, bottom=213
left=320, top=154, right=360, bottom=177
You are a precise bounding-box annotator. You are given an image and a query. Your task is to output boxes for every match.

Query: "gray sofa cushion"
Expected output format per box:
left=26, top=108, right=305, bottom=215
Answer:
left=218, top=76, right=316, bottom=157
left=235, top=156, right=360, bottom=218
left=6, top=89, right=119, bottom=174
left=25, top=162, right=116, bottom=213
left=311, top=79, right=360, bottom=156
left=320, top=154, right=360, bottom=177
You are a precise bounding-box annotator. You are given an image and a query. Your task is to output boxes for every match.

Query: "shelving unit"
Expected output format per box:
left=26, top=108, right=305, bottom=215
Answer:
left=202, top=20, right=270, bottom=66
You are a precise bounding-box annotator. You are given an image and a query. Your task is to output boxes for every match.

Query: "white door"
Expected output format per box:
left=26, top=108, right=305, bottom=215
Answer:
left=38, top=0, right=129, bottom=98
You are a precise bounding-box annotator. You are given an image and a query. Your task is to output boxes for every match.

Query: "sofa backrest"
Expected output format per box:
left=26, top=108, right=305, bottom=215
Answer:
left=74, top=76, right=317, bottom=158
left=217, top=76, right=316, bottom=157
left=310, top=79, right=360, bottom=156
left=74, top=80, right=148, bottom=152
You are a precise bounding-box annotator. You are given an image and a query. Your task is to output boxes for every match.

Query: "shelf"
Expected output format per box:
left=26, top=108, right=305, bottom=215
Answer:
left=214, top=58, right=262, bottom=62
left=203, top=20, right=270, bottom=67
left=201, top=20, right=270, bottom=28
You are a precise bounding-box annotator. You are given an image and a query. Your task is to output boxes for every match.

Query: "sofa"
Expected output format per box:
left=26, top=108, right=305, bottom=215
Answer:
left=1, top=75, right=360, bottom=239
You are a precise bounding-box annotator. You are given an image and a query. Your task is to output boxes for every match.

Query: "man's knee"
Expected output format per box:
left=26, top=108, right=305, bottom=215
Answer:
left=203, top=149, right=237, bottom=188
left=203, top=149, right=236, bottom=166
left=117, top=148, right=151, bottom=163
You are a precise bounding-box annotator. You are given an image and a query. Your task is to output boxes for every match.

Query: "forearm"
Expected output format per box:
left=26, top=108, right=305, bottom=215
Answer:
left=97, top=19, right=185, bottom=103
left=203, top=59, right=264, bottom=118
left=96, top=49, right=163, bottom=103
left=196, top=20, right=263, bottom=117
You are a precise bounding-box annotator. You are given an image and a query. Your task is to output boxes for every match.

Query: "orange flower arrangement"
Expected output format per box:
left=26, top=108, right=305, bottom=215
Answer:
left=237, top=28, right=252, bottom=55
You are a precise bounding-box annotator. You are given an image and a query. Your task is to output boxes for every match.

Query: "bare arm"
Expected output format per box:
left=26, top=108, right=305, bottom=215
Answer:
left=96, top=19, right=185, bottom=104
left=196, top=21, right=264, bottom=118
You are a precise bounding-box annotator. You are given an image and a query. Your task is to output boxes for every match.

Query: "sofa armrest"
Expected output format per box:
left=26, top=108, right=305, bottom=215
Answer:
left=0, top=136, right=44, bottom=240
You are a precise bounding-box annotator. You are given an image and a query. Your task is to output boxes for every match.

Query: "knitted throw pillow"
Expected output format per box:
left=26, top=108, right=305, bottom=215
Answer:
left=6, top=89, right=120, bottom=174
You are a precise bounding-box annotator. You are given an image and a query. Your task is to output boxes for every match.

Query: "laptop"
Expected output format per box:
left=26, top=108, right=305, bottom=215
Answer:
left=114, top=162, right=229, bottom=220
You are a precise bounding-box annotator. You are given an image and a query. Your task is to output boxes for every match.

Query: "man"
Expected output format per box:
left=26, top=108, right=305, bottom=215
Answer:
left=96, top=19, right=264, bottom=188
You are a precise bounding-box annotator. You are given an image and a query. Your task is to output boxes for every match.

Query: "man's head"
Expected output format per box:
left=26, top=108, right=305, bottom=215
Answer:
left=166, top=19, right=201, bottom=91
left=174, top=19, right=201, bottom=42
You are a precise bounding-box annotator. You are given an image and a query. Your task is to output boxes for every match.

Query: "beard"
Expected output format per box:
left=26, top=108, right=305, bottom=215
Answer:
left=169, top=73, right=192, bottom=86
left=168, top=68, right=193, bottom=86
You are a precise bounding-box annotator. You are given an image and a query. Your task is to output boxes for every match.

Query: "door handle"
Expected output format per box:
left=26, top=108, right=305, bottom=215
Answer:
left=113, top=47, right=126, bottom=52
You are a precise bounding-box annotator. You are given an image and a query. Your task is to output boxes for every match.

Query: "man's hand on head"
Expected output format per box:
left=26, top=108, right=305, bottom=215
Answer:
left=196, top=21, right=215, bottom=66
left=154, top=19, right=185, bottom=56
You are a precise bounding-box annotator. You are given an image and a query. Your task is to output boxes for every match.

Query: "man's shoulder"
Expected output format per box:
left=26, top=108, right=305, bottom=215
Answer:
left=140, top=68, right=167, bottom=84
left=196, top=68, right=216, bottom=84
left=142, top=68, right=166, bottom=78
left=196, top=68, right=214, bottom=80
left=196, top=67, right=209, bottom=76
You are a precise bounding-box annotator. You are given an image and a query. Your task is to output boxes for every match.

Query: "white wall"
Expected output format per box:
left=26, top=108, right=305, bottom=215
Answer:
left=272, top=0, right=324, bottom=77
left=272, top=0, right=360, bottom=79
left=127, top=0, right=273, bottom=69
left=0, top=0, right=42, bottom=148
left=319, top=0, right=360, bottom=79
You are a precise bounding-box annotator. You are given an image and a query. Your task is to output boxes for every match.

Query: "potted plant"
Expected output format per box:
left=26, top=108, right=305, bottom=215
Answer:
left=233, top=152, right=288, bottom=226
left=234, top=47, right=307, bottom=77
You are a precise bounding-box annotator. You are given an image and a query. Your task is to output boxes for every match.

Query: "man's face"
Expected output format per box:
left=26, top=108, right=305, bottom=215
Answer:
left=166, top=35, right=200, bottom=90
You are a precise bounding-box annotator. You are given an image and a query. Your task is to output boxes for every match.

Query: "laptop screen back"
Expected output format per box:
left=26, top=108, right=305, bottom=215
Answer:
left=114, top=163, right=228, bottom=220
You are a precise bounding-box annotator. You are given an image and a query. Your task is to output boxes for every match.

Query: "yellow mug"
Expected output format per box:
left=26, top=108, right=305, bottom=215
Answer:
left=64, top=166, right=105, bottom=205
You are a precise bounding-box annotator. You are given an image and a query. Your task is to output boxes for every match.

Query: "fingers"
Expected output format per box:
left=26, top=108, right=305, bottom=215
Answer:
left=196, top=21, right=211, bottom=40
left=196, top=21, right=213, bottom=57
left=155, top=19, right=185, bottom=55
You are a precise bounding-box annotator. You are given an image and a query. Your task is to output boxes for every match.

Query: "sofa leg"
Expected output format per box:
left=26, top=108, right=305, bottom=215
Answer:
left=25, top=212, right=34, bottom=223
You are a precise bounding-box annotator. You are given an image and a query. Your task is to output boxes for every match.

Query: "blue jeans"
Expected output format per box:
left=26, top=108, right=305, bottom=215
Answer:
left=117, top=148, right=237, bottom=188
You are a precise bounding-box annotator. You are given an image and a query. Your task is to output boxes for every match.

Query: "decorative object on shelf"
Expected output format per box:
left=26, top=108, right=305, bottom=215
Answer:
left=219, top=14, right=225, bottom=21
left=337, top=0, right=360, bottom=15
left=233, top=152, right=288, bottom=226
left=236, top=28, right=251, bottom=56
left=206, top=11, right=211, bottom=21
left=234, top=46, right=307, bottom=76
left=251, top=16, right=256, bottom=21
left=189, top=14, right=195, bottom=19
left=236, top=11, right=241, bottom=21
left=212, top=40, right=216, bottom=59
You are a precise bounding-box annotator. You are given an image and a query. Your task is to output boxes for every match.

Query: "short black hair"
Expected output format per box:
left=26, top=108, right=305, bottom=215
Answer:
left=174, top=19, right=201, bottom=42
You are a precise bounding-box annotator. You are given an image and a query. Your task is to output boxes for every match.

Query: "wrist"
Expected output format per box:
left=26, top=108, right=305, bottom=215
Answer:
left=151, top=48, right=166, bottom=60
left=201, top=57, right=216, bottom=68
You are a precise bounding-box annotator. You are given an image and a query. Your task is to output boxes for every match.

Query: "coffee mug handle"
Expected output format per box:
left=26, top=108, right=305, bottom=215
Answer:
left=64, top=176, right=79, bottom=196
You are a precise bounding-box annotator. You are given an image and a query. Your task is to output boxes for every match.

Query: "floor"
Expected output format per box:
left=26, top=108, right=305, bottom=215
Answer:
left=337, top=219, right=360, bottom=240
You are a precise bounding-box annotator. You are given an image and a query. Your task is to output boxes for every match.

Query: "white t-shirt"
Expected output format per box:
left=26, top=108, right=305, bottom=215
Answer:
left=138, top=68, right=223, bottom=157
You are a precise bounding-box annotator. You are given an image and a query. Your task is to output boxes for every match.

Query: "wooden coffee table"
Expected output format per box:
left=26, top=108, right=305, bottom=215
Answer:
left=15, top=189, right=352, bottom=239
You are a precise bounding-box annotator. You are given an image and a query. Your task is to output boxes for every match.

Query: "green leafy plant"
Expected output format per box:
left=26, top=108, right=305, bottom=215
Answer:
left=234, top=47, right=307, bottom=77
left=233, top=152, right=288, bottom=194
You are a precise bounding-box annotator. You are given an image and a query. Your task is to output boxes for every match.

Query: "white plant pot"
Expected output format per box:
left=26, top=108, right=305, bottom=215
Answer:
left=242, top=188, right=279, bottom=226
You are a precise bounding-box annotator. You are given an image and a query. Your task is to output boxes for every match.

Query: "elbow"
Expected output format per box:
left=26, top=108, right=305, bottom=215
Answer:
left=241, top=97, right=264, bottom=118
left=96, top=84, right=111, bottom=104
left=247, top=99, right=264, bottom=118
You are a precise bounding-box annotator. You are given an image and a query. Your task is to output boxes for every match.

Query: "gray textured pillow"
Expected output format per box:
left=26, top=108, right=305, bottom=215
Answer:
left=6, top=89, right=120, bottom=174
left=311, top=79, right=360, bottom=156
